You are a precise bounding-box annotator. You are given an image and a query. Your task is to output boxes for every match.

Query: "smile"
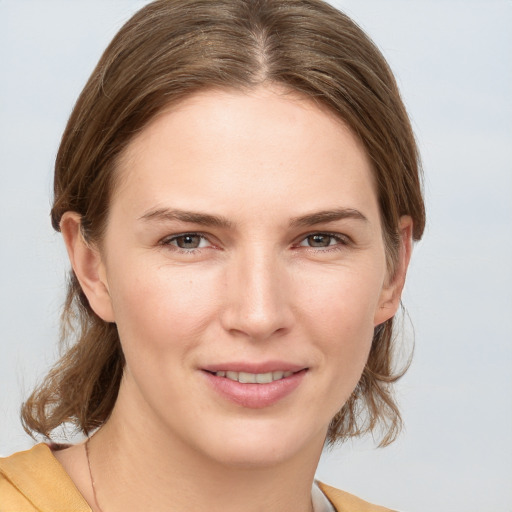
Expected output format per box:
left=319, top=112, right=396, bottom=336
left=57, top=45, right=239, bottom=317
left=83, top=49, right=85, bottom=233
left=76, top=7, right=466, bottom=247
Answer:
left=204, top=368, right=307, bottom=408
left=214, top=370, right=295, bottom=383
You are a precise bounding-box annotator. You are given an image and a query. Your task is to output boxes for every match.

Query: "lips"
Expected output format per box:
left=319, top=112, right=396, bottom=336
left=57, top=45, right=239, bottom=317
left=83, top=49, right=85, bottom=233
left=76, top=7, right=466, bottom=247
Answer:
left=202, top=364, right=308, bottom=408
left=202, top=361, right=305, bottom=375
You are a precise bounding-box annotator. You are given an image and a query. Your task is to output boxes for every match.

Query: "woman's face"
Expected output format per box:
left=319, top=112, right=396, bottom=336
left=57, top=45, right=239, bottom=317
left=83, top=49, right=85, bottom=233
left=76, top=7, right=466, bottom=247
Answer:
left=84, top=86, right=406, bottom=467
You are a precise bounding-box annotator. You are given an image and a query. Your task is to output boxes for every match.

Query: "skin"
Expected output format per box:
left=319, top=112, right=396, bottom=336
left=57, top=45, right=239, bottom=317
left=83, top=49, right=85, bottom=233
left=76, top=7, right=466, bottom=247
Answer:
left=56, top=85, right=412, bottom=512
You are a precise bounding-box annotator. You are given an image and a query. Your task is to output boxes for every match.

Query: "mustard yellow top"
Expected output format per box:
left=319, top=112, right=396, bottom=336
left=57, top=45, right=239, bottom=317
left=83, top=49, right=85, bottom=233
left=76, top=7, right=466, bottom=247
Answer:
left=0, top=444, right=395, bottom=512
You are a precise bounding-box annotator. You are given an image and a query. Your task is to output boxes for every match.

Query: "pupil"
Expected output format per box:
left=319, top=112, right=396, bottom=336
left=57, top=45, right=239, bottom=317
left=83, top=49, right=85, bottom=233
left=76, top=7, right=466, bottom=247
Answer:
left=178, top=235, right=199, bottom=249
left=309, top=235, right=329, bottom=247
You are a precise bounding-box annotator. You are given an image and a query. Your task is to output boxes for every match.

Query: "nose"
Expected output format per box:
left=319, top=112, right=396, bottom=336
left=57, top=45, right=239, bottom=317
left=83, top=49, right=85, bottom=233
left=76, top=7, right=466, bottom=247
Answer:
left=220, top=247, right=293, bottom=341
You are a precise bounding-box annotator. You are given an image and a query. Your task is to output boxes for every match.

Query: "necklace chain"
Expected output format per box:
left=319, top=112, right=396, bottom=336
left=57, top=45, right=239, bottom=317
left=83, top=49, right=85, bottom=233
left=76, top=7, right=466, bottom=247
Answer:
left=85, top=437, right=105, bottom=512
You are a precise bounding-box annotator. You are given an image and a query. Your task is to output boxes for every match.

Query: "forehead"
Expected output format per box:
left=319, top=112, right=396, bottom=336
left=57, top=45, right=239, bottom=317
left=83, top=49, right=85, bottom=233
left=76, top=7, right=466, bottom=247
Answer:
left=112, top=85, right=378, bottom=224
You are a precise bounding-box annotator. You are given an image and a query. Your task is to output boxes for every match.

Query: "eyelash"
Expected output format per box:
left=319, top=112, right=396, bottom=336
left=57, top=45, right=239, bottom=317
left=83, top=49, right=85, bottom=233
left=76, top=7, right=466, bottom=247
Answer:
left=159, top=231, right=350, bottom=254
left=295, top=232, right=350, bottom=252
left=160, top=232, right=212, bottom=254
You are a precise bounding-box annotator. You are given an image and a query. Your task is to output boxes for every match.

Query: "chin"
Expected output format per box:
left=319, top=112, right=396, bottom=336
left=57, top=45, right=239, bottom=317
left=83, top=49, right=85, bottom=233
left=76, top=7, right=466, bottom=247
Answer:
left=194, top=420, right=327, bottom=470
left=207, top=443, right=299, bottom=469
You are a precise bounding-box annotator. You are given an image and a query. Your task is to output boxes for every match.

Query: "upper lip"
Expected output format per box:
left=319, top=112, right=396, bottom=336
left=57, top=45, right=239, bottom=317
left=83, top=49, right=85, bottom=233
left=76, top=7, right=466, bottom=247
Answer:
left=201, top=361, right=307, bottom=374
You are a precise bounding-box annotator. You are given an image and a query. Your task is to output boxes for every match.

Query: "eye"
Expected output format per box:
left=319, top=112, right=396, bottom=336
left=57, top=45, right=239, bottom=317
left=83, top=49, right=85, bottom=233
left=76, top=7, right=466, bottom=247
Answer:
left=162, top=233, right=210, bottom=250
left=298, top=233, right=348, bottom=249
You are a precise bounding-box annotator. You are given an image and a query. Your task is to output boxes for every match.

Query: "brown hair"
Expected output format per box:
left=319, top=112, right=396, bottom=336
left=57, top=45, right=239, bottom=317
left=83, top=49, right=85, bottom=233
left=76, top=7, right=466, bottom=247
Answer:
left=22, top=0, right=425, bottom=446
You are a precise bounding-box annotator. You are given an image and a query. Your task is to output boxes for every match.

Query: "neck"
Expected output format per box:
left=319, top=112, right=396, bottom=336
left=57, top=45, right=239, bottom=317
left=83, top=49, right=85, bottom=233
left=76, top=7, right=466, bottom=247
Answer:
left=88, top=383, right=324, bottom=512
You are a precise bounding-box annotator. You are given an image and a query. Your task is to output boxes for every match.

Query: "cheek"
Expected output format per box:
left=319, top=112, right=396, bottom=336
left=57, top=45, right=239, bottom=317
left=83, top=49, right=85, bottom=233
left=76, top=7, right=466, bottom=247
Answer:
left=108, top=261, right=219, bottom=355
left=295, top=263, right=383, bottom=380
left=298, top=262, right=384, bottom=330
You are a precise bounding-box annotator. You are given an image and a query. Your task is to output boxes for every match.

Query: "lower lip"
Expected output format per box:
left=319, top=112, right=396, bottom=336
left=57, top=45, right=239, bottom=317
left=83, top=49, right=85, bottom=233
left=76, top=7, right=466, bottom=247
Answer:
left=203, top=370, right=307, bottom=408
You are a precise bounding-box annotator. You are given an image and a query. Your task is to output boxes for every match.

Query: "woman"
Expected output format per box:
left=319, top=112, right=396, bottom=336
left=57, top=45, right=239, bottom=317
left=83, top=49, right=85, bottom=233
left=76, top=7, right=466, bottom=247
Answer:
left=0, top=1, right=425, bottom=511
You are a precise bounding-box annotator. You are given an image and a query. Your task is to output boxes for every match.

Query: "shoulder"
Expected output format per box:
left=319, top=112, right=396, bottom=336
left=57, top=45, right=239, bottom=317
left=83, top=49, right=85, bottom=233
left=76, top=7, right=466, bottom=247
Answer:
left=317, top=481, right=398, bottom=512
left=0, top=444, right=91, bottom=512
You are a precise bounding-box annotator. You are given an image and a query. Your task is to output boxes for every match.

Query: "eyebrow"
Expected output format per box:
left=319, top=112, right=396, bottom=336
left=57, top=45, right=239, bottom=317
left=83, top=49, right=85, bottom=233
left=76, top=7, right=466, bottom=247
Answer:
left=138, top=208, right=233, bottom=229
left=289, top=208, right=368, bottom=228
left=139, top=207, right=368, bottom=230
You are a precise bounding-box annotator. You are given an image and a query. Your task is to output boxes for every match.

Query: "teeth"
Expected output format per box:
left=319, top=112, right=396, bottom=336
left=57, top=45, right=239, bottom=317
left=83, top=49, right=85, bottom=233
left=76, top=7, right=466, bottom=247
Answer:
left=238, top=371, right=256, bottom=383
left=256, top=372, right=273, bottom=384
left=215, top=370, right=295, bottom=383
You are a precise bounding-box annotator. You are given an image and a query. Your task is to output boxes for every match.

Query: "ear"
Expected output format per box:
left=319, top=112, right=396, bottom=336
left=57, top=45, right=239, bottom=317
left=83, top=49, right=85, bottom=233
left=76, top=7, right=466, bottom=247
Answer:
left=374, top=215, right=413, bottom=326
left=60, top=212, right=115, bottom=322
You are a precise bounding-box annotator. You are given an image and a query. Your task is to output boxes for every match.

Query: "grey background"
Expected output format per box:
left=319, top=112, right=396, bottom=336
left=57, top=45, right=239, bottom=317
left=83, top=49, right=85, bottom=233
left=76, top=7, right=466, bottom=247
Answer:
left=1, top=1, right=511, bottom=511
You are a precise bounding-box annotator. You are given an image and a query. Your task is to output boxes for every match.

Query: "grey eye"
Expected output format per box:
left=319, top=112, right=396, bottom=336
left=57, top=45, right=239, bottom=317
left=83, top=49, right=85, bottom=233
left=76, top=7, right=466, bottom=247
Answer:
left=305, top=234, right=333, bottom=247
left=172, top=234, right=203, bottom=249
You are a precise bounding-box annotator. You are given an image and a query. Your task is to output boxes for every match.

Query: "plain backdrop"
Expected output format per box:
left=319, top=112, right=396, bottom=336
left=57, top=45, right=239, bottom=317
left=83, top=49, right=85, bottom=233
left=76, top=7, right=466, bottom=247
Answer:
left=1, top=1, right=511, bottom=511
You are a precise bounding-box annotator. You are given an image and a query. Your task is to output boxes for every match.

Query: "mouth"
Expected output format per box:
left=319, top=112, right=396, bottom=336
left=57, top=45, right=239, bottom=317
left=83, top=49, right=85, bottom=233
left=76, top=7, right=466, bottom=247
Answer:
left=202, top=366, right=308, bottom=408
left=207, top=370, right=296, bottom=384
